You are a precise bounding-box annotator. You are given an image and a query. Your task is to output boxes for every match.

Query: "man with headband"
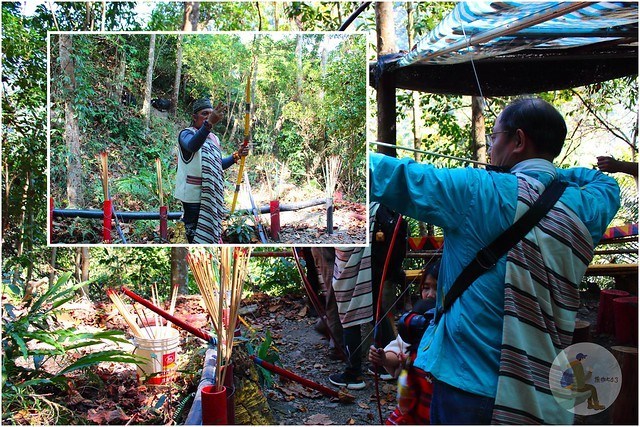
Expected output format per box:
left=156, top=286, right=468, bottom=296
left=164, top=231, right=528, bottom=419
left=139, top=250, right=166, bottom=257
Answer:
left=174, top=98, right=249, bottom=243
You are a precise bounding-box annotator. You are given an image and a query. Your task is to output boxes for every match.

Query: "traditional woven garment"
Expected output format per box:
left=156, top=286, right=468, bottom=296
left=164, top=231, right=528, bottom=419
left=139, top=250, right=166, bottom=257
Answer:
left=491, top=175, right=593, bottom=424
left=331, top=204, right=378, bottom=328
left=332, top=247, right=373, bottom=328
left=193, top=132, right=225, bottom=244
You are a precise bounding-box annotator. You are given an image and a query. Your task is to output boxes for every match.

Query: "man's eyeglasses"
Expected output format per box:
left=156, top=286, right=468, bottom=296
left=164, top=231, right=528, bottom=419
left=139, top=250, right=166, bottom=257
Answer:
left=485, top=130, right=509, bottom=147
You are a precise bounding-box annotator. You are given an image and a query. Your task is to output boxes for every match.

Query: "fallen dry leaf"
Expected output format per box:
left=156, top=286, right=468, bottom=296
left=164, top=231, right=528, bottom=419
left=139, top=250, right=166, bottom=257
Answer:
left=304, top=413, right=334, bottom=425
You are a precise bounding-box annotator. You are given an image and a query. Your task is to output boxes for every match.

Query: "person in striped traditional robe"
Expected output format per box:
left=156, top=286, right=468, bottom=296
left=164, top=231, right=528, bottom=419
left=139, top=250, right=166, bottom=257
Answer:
left=174, top=98, right=249, bottom=243
left=370, top=98, right=620, bottom=424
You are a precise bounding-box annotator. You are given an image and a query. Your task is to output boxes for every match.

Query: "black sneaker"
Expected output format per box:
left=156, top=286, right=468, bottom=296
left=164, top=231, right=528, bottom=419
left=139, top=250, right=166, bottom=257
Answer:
left=329, top=372, right=366, bottom=390
left=367, top=367, right=394, bottom=381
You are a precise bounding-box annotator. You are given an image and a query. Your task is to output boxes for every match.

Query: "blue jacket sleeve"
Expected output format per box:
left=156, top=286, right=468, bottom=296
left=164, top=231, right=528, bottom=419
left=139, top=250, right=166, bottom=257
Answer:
left=369, top=153, right=480, bottom=230
left=179, top=125, right=210, bottom=154
left=556, top=167, right=621, bottom=244
left=221, top=155, right=235, bottom=170
left=180, top=125, right=235, bottom=170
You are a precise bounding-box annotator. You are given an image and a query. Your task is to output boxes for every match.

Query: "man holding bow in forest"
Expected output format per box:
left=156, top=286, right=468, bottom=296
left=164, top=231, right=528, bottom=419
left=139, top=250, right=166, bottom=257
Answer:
left=174, top=98, right=249, bottom=243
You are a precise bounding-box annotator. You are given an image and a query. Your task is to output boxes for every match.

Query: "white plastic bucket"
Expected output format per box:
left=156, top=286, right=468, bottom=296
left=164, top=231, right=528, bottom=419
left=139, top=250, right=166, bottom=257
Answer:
left=133, top=326, right=181, bottom=385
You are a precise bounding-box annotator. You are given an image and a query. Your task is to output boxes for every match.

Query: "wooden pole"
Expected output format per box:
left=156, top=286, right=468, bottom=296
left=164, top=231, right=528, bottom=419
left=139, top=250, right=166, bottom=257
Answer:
left=376, top=1, right=397, bottom=158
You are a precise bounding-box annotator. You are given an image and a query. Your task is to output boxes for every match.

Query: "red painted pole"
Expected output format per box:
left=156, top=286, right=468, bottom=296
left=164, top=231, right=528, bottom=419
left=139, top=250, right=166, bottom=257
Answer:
left=159, top=206, right=168, bottom=241
left=103, top=200, right=113, bottom=243
left=120, top=286, right=214, bottom=343
left=251, top=355, right=344, bottom=400
left=270, top=200, right=280, bottom=241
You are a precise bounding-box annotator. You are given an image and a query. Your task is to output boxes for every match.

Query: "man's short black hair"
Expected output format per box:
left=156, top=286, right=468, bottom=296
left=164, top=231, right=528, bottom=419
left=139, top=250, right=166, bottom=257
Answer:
left=499, top=97, right=567, bottom=158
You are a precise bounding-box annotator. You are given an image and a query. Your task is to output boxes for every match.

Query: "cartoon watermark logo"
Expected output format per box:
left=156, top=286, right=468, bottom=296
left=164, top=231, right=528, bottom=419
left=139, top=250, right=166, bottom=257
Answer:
left=549, top=343, right=622, bottom=415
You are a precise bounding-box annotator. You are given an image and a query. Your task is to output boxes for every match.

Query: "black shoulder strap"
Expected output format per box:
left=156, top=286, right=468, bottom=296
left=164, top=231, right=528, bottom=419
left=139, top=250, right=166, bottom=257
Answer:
left=434, top=179, right=568, bottom=324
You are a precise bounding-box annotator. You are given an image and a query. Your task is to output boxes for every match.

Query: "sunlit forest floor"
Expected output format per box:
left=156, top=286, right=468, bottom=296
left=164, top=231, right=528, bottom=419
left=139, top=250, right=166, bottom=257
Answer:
left=7, top=286, right=623, bottom=425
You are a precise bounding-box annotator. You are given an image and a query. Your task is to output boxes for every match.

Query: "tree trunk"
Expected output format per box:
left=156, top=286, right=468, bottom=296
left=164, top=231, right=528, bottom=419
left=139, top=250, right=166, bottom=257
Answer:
left=171, top=247, right=189, bottom=295
left=295, top=35, right=303, bottom=99
left=375, top=2, right=397, bottom=157
left=171, top=34, right=183, bottom=116
left=111, top=52, right=126, bottom=103
left=81, top=247, right=90, bottom=281
left=60, top=34, right=84, bottom=209
left=49, top=247, right=57, bottom=286
left=183, top=2, right=200, bottom=31
left=272, top=1, right=279, bottom=30
left=84, top=2, right=94, bottom=31
left=142, top=34, right=156, bottom=130
left=406, top=2, right=421, bottom=163
left=100, top=0, right=107, bottom=30
left=471, top=96, right=487, bottom=164
left=11, top=172, right=30, bottom=286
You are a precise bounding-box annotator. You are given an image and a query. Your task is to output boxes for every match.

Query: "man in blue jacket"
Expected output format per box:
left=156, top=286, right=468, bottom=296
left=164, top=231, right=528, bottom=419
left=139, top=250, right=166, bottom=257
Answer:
left=370, top=98, right=619, bottom=424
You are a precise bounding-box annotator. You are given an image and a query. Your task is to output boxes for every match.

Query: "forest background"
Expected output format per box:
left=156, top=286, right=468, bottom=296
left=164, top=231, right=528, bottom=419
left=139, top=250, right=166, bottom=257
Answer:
left=1, top=2, right=637, bottom=424
left=47, top=31, right=366, bottom=243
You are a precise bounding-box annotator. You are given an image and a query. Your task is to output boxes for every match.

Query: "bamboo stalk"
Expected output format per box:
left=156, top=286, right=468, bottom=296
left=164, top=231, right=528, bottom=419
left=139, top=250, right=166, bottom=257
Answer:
left=99, top=152, right=109, bottom=200
left=151, top=283, right=161, bottom=338
left=169, top=282, right=179, bottom=317
left=187, top=247, right=252, bottom=392
left=132, top=302, right=155, bottom=340
left=323, top=156, right=342, bottom=199
left=155, top=158, right=163, bottom=207
left=106, top=288, right=144, bottom=338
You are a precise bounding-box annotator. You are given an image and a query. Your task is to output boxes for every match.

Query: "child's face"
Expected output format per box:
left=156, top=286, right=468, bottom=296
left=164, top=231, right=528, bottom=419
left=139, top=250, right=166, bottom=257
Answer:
left=421, top=274, right=437, bottom=300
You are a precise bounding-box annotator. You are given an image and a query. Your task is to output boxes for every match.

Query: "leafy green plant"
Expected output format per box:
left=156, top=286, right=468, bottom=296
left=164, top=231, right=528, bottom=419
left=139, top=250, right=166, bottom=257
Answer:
left=2, top=271, right=146, bottom=423
left=249, top=254, right=301, bottom=296
left=225, top=212, right=254, bottom=243
left=246, top=329, right=280, bottom=389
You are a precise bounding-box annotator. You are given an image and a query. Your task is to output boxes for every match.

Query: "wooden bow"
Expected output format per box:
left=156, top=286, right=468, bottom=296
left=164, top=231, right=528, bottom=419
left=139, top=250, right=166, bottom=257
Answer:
left=230, top=65, right=252, bottom=214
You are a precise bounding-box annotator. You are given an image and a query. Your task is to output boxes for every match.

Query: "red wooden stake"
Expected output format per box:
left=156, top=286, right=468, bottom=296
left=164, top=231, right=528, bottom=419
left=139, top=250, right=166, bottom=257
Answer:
left=103, top=199, right=112, bottom=243
left=159, top=206, right=168, bottom=240
left=270, top=200, right=280, bottom=241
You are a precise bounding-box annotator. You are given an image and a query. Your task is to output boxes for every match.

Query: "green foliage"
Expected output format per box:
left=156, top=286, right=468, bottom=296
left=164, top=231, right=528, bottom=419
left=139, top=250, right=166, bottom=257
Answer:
left=2, top=271, right=145, bottom=424
left=283, top=2, right=343, bottom=30
left=249, top=252, right=301, bottom=296
left=2, top=4, right=49, bottom=273
left=225, top=212, right=254, bottom=243
left=92, top=247, right=172, bottom=299
left=246, top=329, right=280, bottom=389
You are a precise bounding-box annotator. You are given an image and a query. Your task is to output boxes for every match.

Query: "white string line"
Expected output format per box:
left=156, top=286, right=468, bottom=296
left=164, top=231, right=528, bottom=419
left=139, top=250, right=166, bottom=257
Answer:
left=370, top=141, right=490, bottom=167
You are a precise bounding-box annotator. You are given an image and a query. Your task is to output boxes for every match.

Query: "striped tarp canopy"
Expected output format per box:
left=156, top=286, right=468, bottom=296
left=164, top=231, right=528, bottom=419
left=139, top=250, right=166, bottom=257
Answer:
left=399, top=2, right=638, bottom=67
left=376, top=1, right=638, bottom=96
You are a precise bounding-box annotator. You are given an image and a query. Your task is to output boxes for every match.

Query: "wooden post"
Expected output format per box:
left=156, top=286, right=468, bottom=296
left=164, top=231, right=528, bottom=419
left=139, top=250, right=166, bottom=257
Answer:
left=270, top=200, right=280, bottom=241
left=102, top=199, right=112, bottom=243
left=611, top=346, right=638, bottom=425
left=376, top=1, right=397, bottom=158
left=159, top=206, right=168, bottom=241
left=325, top=197, right=333, bottom=235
